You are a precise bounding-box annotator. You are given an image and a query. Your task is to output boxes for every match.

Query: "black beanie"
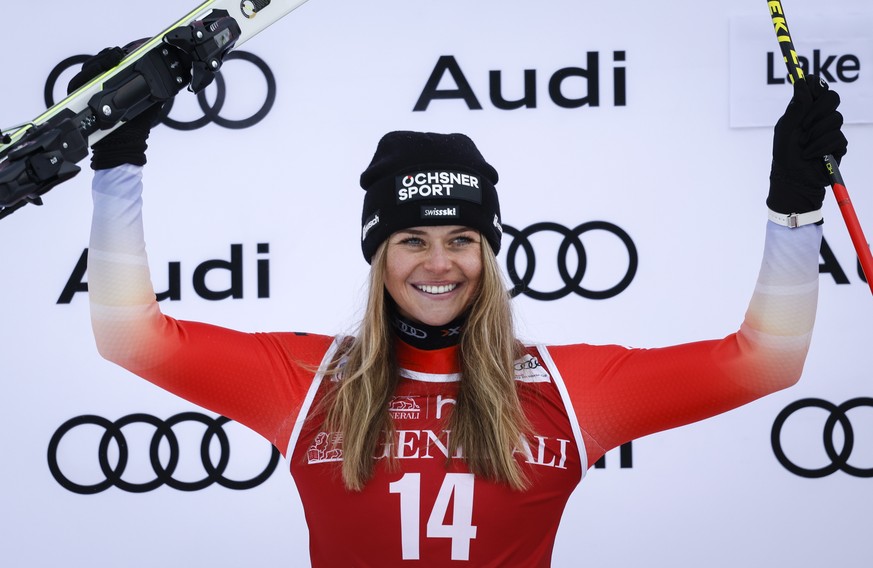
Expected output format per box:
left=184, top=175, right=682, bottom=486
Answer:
left=359, top=131, right=503, bottom=263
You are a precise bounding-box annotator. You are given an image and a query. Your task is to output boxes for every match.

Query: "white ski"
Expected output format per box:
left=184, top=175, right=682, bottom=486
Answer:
left=0, top=0, right=310, bottom=219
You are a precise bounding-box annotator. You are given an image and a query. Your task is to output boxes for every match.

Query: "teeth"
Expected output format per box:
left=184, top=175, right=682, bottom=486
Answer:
left=417, top=284, right=457, bottom=295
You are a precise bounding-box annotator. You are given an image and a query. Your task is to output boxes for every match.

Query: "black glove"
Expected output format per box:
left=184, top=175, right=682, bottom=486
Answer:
left=768, top=75, right=848, bottom=216
left=67, top=41, right=165, bottom=170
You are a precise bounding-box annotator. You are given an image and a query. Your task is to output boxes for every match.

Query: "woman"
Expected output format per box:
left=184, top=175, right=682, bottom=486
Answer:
left=81, top=46, right=846, bottom=566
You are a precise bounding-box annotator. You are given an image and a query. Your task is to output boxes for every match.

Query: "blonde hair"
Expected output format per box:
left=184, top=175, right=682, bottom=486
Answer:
left=321, top=238, right=529, bottom=491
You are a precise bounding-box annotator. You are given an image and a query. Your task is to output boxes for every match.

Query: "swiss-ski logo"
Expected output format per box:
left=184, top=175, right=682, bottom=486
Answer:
left=241, top=0, right=271, bottom=19
left=422, top=205, right=459, bottom=218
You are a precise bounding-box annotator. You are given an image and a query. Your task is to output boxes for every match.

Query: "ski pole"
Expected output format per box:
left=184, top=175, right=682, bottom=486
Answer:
left=767, top=0, right=873, bottom=295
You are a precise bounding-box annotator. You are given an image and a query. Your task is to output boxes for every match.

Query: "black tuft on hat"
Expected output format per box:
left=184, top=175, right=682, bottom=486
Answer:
left=359, top=131, right=503, bottom=263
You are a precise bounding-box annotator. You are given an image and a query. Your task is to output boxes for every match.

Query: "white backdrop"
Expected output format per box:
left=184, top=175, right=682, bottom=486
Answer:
left=1, top=1, right=871, bottom=566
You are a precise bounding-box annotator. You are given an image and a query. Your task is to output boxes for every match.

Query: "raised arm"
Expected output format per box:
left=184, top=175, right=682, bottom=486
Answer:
left=549, top=76, right=848, bottom=459
left=81, top=47, right=331, bottom=454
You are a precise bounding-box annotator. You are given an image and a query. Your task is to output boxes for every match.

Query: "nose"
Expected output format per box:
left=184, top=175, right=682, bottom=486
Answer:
left=423, top=243, right=452, bottom=272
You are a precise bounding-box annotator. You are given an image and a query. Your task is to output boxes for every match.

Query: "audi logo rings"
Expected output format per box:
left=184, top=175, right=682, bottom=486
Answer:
left=502, top=221, right=638, bottom=300
left=45, top=50, right=276, bottom=130
left=771, top=397, right=873, bottom=478
left=47, top=413, right=280, bottom=494
left=160, top=51, right=276, bottom=130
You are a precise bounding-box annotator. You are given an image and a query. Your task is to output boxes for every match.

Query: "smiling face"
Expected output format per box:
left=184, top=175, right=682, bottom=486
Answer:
left=384, top=225, right=483, bottom=326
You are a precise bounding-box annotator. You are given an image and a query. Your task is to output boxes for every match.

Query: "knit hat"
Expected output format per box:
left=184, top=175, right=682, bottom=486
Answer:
left=359, top=131, right=503, bottom=263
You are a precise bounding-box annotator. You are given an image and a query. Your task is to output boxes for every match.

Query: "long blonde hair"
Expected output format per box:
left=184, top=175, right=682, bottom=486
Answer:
left=322, top=238, right=529, bottom=491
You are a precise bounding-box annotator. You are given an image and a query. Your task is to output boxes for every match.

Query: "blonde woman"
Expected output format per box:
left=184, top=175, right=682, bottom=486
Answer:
left=81, top=45, right=846, bottom=567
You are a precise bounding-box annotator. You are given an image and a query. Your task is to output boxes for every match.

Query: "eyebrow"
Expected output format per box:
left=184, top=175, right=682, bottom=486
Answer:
left=398, top=227, right=474, bottom=236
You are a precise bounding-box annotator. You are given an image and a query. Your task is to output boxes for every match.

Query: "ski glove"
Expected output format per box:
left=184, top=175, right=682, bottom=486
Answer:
left=768, top=74, right=847, bottom=217
left=67, top=42, right=165, bottom=170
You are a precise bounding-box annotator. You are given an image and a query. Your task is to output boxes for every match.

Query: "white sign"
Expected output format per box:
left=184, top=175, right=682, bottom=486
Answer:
left=730, top=13, right=873, bottom=127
